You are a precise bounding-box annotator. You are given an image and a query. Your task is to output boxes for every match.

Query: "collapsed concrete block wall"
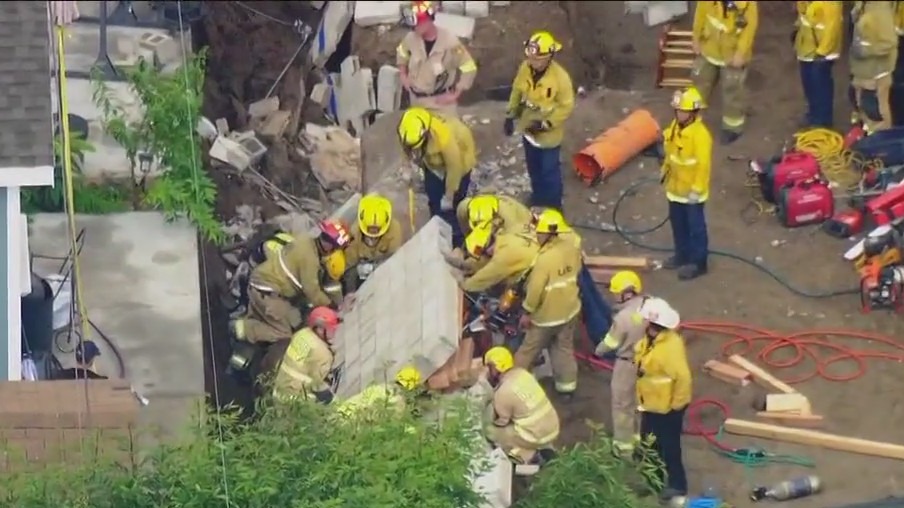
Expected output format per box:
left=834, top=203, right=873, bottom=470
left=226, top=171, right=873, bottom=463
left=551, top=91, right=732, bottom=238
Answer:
left=333, top=217, right=461, bottom=398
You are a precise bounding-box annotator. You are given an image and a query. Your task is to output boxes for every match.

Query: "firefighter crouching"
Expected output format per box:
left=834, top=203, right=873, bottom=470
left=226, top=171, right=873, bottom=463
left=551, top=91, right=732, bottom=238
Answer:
left=343, top=193, right=404, bottom=293
left=484, top=346, right=559, bottom=465
left=514, top=209, right=582, bottom=397
left=456, top=219, right=539, bottom=294
left=446, top=194, right=534, bottom=271
left=398, top=0, right=477, bottom=115
left=231, top=219, right=352, bottom=346
left=593, top=270, right=647, bottom=456
left=634, top=297, right=692, bottom=501
left=850, top=1, right=897, bottom=134
left=335, top=366, right=423, bottom=421
left=271, top=306, right=340, bottom=404
left=661, top=87, right=713, bottom=282
left=504, top=31, right=575, bottom=211
left=691, top=0, right=758, bottom=145
left=398, top=107, right=476, bottom=247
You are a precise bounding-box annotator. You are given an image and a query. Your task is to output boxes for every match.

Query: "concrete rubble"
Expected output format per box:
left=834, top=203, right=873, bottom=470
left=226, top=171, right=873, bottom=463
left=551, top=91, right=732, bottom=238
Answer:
left=623, top=1, right=689, bottom=26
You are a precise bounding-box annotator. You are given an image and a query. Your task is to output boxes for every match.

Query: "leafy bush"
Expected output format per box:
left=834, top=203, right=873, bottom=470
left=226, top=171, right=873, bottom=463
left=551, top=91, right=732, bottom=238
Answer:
left=2, top=396, right=490, bottom=507
left=93, top=51, right=223, bottom=242
left=22, top=133, right=129, bottom=215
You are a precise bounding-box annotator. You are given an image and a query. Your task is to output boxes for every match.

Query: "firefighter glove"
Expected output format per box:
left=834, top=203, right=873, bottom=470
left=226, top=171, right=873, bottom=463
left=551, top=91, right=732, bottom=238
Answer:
left=440, top=194, right=454, bottom=211
left=687, top=192, right=701, bottom=204
left=526, top=120, right=550, bottom=135
left=503, top=117, right=515, bottom=137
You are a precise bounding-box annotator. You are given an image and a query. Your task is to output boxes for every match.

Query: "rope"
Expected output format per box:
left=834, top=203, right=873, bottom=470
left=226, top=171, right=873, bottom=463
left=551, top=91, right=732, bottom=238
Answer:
left=175, top=2, right=232, bottom=505
left=265, top=39, right=306, bottom=99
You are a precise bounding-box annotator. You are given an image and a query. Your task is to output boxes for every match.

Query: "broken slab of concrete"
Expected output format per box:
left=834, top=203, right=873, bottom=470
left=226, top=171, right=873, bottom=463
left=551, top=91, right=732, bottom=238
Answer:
left=643, top=1, right=688, bottom=26
left=228, top=131, right=268, bottom=166
left=434, top=12, right=476, bottom=39
left=303, top=123, right=362, bottom=191
left=257, top=110, right=292, bottom=143
left=311, top=1, right=355, bottom=67
left=337, top=56, right=377, bottom=134
left=464, top=1, right=490, bottom=17
left=333, top=217, right=460, bottom=398
left=209, top=135, right=252, bottom=171
left=376, top=65, right=402, bottom=113
left=354, top=0, right=403, bottom=26
left=248, top=96, right=280, bottom=119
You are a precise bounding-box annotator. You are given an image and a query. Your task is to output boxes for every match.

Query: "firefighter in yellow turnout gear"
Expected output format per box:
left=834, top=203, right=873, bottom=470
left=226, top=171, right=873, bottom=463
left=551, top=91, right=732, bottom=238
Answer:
left=445, top=194, right=534, bottom=272
left=593, top=271, right=647, bottom=455
left=335, top=366, right=423, bottom=421
left=691, top=1, right=759, bottom=144
left=514, top=209, right=582, bottom=396
left=850, top=1, right=897, bottom=134
left=484, top=347, right=560, bottom=464
left=794, top=1, right=842, bottom=129
left=343, top=193, right=404, bottom=292
left=398, top=107, right=476, bottom=247
left=458, top=220, right=539, bottom=294
left=271, top=306, right=340, bottom=403
left=233, top=220, right=352, bottom=345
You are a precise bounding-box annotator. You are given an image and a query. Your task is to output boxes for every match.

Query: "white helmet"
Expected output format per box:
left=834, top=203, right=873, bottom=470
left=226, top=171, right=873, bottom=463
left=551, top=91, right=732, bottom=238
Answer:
left=638, top=297, right=680, bottom=330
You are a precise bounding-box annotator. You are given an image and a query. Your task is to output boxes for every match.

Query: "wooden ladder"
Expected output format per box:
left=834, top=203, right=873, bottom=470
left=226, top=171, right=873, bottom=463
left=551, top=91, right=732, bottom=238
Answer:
left=656, top=26, right=695, bottom=89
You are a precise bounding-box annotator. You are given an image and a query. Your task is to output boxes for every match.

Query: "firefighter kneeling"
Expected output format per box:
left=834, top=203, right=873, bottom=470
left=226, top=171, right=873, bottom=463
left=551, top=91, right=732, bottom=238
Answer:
left=271, top=306, right=340, bottom=404
left=335, top=366, right=423, bottom=421
left=343, top=193, right=404, bottom=293
left=483, top=347, right=559, bottom=465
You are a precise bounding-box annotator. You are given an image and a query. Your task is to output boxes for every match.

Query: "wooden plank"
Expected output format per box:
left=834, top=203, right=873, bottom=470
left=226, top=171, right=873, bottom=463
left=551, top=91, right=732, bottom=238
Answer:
left=755, top=412, right=824, bottom=428
left=724, top=419, right=904, bottom=460
left=667, top=30, right=694, bottom=37
left=766, top=393, right=810, bottom=413
left=727, top=355, right=797, bottom=394
left=584, top=255, right=650, bottom=269
left=662, top=48, right=694, bottom=55
left=662, top=60, right=694, bottom=69
left=703, top=360, right=750, bottom=386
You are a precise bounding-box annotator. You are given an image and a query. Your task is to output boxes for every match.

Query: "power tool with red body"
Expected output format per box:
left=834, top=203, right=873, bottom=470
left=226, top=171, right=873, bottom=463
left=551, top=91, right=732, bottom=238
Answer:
left=854, top=225, right=904, bottom=312
left=750, top=151, right=821, bottom=204
left=775, top=178, right=835, bottom=228
left=824, top=183, right=904, bottom=238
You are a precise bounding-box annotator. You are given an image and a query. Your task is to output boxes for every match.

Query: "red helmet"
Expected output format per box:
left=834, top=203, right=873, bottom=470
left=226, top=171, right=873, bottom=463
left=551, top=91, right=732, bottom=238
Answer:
left=308, top=306, right=341, bottom=336
left=408, top=0, right=437, bottom=25
left=318, top=219, right=352, bottom=249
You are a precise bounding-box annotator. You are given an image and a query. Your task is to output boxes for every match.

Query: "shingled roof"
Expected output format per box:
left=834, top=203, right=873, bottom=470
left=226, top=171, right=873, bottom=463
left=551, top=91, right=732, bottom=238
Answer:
left=0, top=2, right=53, bottom=169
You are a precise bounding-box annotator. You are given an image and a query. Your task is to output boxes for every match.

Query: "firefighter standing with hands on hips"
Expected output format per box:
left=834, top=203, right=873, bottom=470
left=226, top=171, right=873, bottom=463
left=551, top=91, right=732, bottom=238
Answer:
left=593, top=270, right=647, bottom=457
left=794, top=1, right=842, bottom=129
left=504, top=31, right=575, bottom=211
left=271, top=306, right=340, bottom=404
left=660, top=86, right=713, bottom=281
left=397, top=0, right=477, bottom=116
left=514, top=209, right=582, bottom=397
left=343, top=193, right=404, bottom=293
left=398, top=106, right=476, bottom=247
left=691, top=1, right=759, bottom=145
left=633, top=297, right=691, bottom=502
left=849, top=1, right=897, bottom=134
left=483, top=346, right=560, bottom=465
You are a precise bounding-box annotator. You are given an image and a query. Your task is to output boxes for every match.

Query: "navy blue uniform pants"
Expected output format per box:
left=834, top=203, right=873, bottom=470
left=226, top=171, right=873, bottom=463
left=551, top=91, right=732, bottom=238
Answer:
left=523, top=139, right=563, bottom=210
left=668, top=201, right=709, bottom=268
left=799, top=59, right=835, bottom=128
left=424, top=169, right=471, bottom=247
left=577, top=264, right=612, bottom=347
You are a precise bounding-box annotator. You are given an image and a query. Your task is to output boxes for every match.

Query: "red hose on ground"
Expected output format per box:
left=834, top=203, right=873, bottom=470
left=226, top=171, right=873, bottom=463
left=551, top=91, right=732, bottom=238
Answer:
left=572, top=320, right=904, bottom=447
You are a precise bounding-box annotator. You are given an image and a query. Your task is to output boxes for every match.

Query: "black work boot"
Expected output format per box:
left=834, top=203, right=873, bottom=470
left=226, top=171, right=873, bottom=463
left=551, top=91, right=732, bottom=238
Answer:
left=677, top=264, right=708, bottom=281
left=662, top=256, right=683, bottom=270
left=721, top=130, right=742, bottom=145
left=659, top=487, right=687, bottom=502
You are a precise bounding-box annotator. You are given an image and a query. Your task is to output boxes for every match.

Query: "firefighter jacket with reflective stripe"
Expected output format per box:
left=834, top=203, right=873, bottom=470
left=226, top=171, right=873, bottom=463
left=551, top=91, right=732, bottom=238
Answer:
left=693, top=1, right=759, bottom=66
left=506, top=60, right=575, bottom=148
left=521, top=235, right=581, bottom=327
left=661, top=117, right=713, bottom=203
left=462, top=232, right=539, bottom=293
left=336, top=383, right=406, bottom=420
left=794, top=1, right=843, bottom=61
left=634, top=329, right=693, bottom=414
left=345, top=218, right=404, bottom=268
left=492, top=367, right=560, bottom=445
left=896, top=1, right=904, bottom=35
left=599, top=295, right=647, bottom=359
left=456, top=195, right=534, bottom=236
left=396, top=27, right=477, bottom=96
left=250, top=234, right=333, bottom=307
left=272, top=327, right=333, bottom=400
left=850, top=1, right=898, bottom=82
left=419, top=113, right=477, bottom=200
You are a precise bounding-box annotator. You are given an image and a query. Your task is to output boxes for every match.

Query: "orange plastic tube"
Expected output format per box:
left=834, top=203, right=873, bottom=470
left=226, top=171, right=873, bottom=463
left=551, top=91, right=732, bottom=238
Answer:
left=572, top=108, right=661, bottom=185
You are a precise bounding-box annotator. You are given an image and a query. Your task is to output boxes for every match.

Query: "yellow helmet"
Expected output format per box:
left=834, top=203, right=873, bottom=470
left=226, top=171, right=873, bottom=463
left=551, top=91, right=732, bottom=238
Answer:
left=358, top=193, right=393, bottom=238
left=524, top=30, right=562, bottom=57
left=396, top=365, right=422, bottom=390
left=397, top=107, right=433, bottom=150
left=467, top=195, right=500, bottom=229
left=671, top=86, right=706, bottom=111
left=263, top=232, right=294, bottom=259
left=321, top=250, right=347, bottom=281
left=464, top=220, right=495, bottom=258
left=609, top=270, right=642, bottom=295
left=533, top=208, right=572, bottom=234
left=484, top=346, right=514, bottom=373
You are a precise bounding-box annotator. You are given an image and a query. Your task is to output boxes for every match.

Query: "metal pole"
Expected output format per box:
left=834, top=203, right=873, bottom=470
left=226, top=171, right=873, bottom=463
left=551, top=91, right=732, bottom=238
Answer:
left=92, top=1, right=120, bottom=80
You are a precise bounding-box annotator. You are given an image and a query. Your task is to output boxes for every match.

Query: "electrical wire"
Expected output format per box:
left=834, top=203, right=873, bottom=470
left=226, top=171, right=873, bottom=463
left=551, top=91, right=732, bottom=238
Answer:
left=572, top=176, right=860, bottom=298
left=232, top=1, right=292, bottom=26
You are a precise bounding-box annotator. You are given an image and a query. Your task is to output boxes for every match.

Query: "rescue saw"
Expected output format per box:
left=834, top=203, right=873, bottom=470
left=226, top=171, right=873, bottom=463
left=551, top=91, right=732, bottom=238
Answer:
left=845, top=224, right=904, bottom=312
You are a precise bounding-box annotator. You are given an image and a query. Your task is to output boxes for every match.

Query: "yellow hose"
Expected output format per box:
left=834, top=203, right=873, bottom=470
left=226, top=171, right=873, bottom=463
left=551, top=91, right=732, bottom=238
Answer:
left=55, top=26, right=90, bottom=344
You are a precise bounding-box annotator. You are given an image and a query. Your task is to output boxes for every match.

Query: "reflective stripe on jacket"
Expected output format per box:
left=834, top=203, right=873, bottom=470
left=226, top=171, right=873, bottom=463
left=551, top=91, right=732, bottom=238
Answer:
left=272, top=327, right=333, bottom=400
left=661, top=117, right=713, bottom=203
left=633, top=329, right=693, bottom=414
left=794, top=1, right=843, bottom=61
left=493, top=368, right=560, bottom=445
left=693, top=1, right=759, bottom=66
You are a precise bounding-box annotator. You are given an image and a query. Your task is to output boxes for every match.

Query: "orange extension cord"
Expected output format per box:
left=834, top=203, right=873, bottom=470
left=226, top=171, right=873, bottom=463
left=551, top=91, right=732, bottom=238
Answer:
left=572, top=320, right=904, bottom=451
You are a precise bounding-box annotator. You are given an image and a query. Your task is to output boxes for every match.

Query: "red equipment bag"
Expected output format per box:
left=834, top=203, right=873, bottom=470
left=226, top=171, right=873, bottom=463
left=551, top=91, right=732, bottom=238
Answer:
left=776, top=179, right=835, bottom=228
left=757, top=151, right=821, bottom=204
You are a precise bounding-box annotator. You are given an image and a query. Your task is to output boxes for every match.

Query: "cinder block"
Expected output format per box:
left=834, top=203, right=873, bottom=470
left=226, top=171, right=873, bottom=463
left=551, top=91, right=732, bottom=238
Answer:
left=464, top=1, right=490, bottom=18
left=230, top=131, right=268, bottom=165
left=376, top=65, right=402, bottom=112
left=434, top=12, right=475, bottom=39
left=208, top=136, right=252, bottom=171
left=310, top=1, right=355, bottom=67
left=215, top=118, right=229, bottom=135
left=310, top=82, right=333, bottom=109
left=354, top=1, right=403, bottom=26
left=643, top=1, right=688, bottom=26
left=248, top=97, right=280, bottom=119
left=257, top=110, right=292, bottom=142
left=337, top=57, right=377, bottom=132
left=442, top=0, right=466, bottom=14
left=138, top=32, right=179, bottom=63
